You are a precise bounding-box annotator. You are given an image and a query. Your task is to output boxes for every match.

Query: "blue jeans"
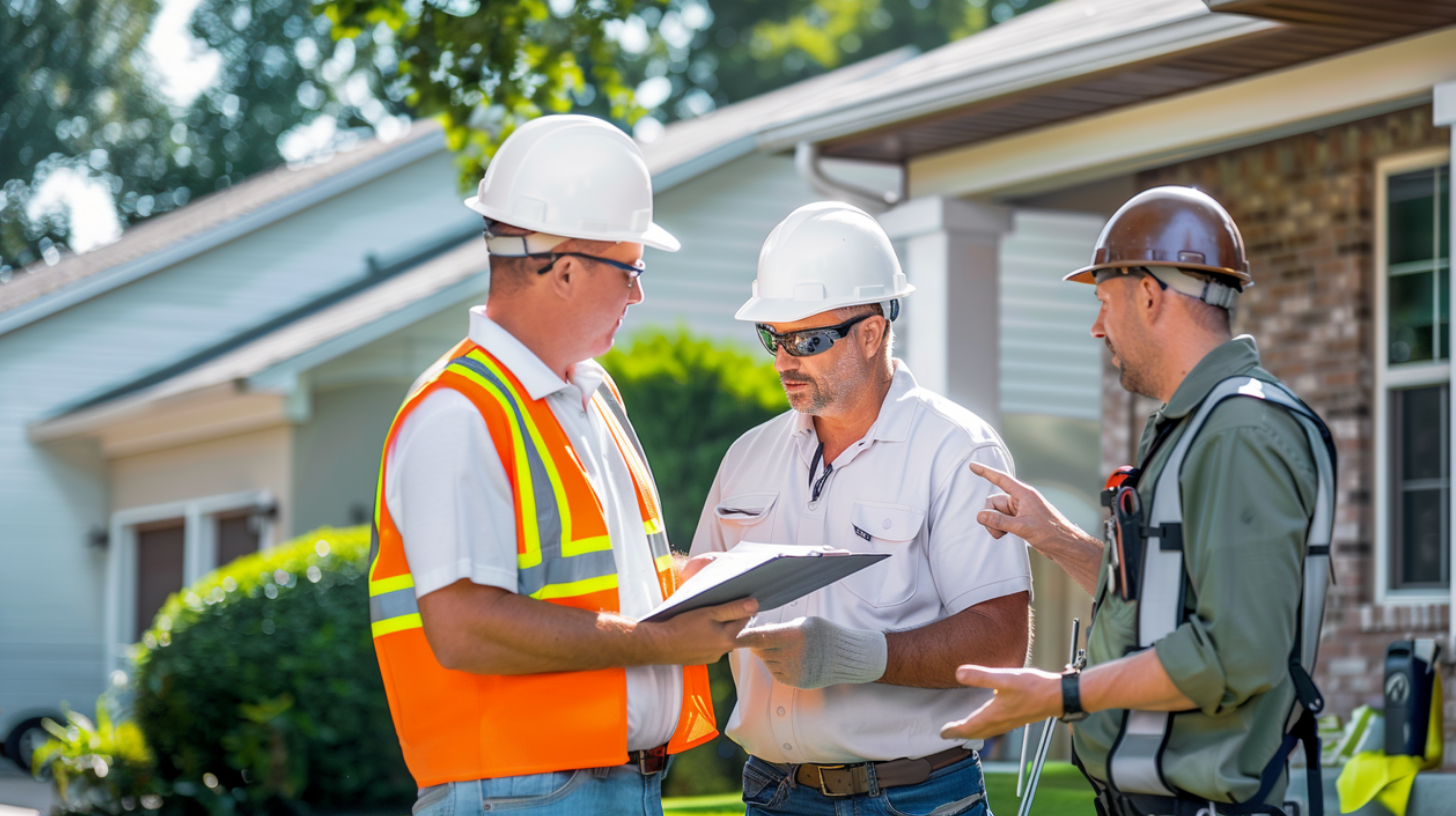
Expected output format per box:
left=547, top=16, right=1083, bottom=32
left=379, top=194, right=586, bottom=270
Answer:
left=742, top=753, right=991, bottom=816
left=412, top=763, right=667, bottom=815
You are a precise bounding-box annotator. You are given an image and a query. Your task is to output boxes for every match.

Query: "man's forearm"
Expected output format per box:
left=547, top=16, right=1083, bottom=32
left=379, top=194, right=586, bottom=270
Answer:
left=1043, top=529, right=1104, bottom=596
left=420, top=581, right=663, bottom=674
left=882, top=591, right=1029, bottom=688
left=1081, top=647, right=1196, bottom=713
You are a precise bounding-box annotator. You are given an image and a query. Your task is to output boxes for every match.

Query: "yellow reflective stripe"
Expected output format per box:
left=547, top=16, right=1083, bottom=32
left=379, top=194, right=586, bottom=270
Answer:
left=370, top=398, right=416, bottom=584
left=449, top=361, right=545, bottom=570
left=644, top=517, right=664, bottom=536
left=465, top=350, right=579, bottom=562
left=567, top=535, right=614, bottom=556
left=655, top=553, right=674, bottom=573
left=371, top=613, right=423, bottom=637
left=369, top=573, right=414, bottom=596
left=529, top=573, right=619, bottom=601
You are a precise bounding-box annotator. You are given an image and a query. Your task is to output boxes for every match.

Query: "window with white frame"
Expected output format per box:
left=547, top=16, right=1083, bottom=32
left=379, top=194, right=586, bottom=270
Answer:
left=1377, top=153, right=1451, bottom=599
left=106, top=491, right=276, bottom=666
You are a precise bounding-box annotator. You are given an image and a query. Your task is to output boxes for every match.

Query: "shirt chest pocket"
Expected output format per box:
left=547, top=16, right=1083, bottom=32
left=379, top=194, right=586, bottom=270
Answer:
left=715, top=492, right=779, bottom=546
left=841, top=501, right=925, bottom=608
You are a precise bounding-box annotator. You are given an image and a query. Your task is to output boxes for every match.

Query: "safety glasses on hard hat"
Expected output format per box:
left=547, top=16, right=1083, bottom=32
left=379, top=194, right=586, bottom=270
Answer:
left=755, top=312, right=876, bottom=357
left=535, top=253, right=646, bottom=282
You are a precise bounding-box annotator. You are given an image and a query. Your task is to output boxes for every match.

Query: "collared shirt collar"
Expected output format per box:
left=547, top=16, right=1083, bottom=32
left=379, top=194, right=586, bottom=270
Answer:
left=790, top=360, right=918, bottom=458
left=468, top=306, right=604, bottom=405
left=1156, top=334, right=1262, bottom=422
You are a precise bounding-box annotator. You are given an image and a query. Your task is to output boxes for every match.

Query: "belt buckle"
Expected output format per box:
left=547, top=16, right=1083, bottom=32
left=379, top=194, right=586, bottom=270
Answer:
left=815, top=764, right=851, bottom=798
left=637, top=746, right=667, bottom=775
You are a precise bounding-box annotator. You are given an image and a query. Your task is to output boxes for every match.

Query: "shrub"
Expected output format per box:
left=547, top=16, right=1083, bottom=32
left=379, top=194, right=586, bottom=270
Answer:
left=130, top=526, right=413, bottom=814
left=33, top=701, right=164, bottom=815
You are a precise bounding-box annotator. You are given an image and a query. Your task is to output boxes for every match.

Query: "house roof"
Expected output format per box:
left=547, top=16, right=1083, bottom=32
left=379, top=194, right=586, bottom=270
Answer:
left=31, top=235, right=489, bottom=442
left=640, top=46, right=917, bottom=190
left=759, top=0, right=1456, bottom=162
left=0, top=121, right=448, bottom=337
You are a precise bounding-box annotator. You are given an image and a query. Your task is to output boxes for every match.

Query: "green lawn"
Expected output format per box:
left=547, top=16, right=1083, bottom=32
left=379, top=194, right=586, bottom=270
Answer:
left=663, top=762, right=1096, bottom=815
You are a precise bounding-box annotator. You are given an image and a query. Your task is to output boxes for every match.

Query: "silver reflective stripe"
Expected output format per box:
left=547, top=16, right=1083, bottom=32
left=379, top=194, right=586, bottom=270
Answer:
left=449, top=357, right=565, bottom=557
left=370, top=586, right=420, bottom=623
left=448, top=356, right=618, bottom=598
left=520, top=549, right=619, bottom=599
left=1109, top=710, right=1175, bottom=795
left=1109, top=376, right=1335, bottom=798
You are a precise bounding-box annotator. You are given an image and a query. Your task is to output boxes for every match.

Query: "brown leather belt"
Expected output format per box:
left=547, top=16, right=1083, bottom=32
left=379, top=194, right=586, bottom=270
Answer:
left=784, top=746, right=975, bottom=797
left=626, top=745, right=669, bottom=775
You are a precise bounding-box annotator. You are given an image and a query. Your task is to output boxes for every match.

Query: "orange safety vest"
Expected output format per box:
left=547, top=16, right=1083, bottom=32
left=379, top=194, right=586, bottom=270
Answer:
left=368, top=340, right=718, bottom=786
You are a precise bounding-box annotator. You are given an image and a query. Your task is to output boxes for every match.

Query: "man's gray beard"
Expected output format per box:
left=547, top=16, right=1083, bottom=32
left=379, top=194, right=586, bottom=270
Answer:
left=785, top=379, right=830, bottom=414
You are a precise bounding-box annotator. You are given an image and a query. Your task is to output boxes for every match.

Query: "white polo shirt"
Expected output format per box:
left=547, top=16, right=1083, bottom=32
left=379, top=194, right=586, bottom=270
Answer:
left=384, top=307, right=682, bottom=751
left=690, top=362, right=1032, bottom=764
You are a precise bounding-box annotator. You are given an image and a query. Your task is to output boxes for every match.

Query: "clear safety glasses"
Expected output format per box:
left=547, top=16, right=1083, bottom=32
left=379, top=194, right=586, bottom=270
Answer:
left=755, top=312, right=875, bottom=357
left=535, top=252, right=646, bottom=282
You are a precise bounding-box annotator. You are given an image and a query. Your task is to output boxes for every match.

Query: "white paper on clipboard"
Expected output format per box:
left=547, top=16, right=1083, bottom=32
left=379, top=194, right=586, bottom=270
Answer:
left=639, top=542, right=889, bottom=623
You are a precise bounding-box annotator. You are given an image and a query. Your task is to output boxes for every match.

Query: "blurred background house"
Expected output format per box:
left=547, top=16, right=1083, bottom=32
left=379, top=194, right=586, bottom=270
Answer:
left=2, top=0, right=1455, bottom=791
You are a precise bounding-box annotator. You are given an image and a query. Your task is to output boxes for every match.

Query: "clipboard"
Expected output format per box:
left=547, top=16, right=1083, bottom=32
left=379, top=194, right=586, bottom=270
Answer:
left=641, top=542, right=889, bottom=623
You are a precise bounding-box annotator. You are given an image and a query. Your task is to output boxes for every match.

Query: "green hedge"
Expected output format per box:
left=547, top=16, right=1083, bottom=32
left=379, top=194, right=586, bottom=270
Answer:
left=132, top=526, right=414, bottom=814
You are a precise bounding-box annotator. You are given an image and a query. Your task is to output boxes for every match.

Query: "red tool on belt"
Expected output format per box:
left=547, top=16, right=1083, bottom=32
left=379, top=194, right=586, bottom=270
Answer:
left=1101, top=466, right=1143, bottom=602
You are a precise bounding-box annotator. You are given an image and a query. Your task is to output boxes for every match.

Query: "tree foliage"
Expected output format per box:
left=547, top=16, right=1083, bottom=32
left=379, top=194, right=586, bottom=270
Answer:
left=319, top=0, right=655, bottom=188
left=621, top=0, right=1059, bottom=128
left=1, top=0, right=169, bottom=271
left=0, top=0, right=402, bottom=274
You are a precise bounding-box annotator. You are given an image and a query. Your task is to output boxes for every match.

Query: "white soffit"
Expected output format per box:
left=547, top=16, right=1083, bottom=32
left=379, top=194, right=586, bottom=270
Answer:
left=908, top=25, right=1456, bottom=200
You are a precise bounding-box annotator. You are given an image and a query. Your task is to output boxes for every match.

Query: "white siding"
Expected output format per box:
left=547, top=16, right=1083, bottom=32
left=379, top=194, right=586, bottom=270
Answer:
left=0, top=144, right=474, bottom=728
left=999, top=209, right=1107, bottom=421
left=629, top=154, right=898, bottom=348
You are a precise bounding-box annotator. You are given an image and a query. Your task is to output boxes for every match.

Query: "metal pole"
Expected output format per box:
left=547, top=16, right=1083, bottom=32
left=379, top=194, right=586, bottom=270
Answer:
left=1017, top=619, right=1083, bottom=816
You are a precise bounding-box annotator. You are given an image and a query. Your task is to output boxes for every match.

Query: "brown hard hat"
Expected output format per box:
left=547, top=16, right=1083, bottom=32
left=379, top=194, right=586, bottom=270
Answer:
left=1064, top=186, right=1251, bottom=287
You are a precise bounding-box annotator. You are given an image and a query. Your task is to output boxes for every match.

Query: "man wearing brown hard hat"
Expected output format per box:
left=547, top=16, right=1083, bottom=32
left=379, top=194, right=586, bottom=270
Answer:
left=940, top=186, right=1339, bottom=816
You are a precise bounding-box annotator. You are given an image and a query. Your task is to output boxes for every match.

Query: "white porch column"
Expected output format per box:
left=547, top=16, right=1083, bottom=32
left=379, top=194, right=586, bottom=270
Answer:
left=1436, top=80, right=1456, bottom=651
left=878, top=196, right=1012, bottom=428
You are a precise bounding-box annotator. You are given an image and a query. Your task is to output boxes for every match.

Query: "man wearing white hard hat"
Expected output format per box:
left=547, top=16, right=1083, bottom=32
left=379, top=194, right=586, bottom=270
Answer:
left=368, top=114, right=756, bottom=816
left=690, top=202, right=1032, bottom=815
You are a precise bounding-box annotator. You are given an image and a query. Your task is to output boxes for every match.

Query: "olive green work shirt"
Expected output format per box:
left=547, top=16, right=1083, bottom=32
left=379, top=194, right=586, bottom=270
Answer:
left=1072, top=336, right=1320, bottom=805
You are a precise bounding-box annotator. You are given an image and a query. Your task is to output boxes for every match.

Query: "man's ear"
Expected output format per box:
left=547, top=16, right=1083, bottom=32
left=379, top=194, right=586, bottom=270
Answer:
left=859, top=315, right=886, bottom=360
left=1137, top=274, right=1165, bottom=323
left=547, top=256, right=579, bottom=301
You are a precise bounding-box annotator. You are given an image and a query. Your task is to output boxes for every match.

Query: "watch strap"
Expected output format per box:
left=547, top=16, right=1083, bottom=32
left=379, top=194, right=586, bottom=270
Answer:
left=1060, top=670, right=1088, bottom=723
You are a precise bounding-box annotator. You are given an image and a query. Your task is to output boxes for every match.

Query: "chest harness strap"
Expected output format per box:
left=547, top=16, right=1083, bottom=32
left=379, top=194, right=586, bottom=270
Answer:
left=1100, top=377, right=1337, bottom=816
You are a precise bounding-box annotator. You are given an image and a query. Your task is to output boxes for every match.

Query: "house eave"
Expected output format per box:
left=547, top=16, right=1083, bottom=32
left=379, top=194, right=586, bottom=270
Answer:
left=754, top=10, right=1277, bottom=153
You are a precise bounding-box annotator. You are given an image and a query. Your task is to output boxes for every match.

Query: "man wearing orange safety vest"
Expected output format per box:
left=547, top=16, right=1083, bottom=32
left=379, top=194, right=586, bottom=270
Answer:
left=368, top=114, right=758, bottom=816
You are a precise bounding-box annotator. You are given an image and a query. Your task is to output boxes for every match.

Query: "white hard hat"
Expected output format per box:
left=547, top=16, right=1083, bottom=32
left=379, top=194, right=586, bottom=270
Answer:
left=464, top=114, right=679, bottom=252
left=736, top=201, right=913, bottom=323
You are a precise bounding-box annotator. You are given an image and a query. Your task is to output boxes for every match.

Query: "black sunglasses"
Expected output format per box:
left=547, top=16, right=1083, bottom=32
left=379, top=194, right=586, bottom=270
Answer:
left=535, top=252, right=645, bottom=281
left=756, top=312, right=876, bottom=357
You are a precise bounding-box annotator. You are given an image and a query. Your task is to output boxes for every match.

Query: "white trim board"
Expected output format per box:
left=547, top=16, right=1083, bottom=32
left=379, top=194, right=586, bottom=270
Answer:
left=905, top=26, right=1456, bottom=200
left=1372, top=147, right=1452, bottom=608
left=104, top=490, right=276, bottom=678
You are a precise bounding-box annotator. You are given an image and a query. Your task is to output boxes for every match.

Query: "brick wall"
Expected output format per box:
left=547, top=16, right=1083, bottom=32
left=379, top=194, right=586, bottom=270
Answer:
left=1100, top=105, right=1454, bottom=752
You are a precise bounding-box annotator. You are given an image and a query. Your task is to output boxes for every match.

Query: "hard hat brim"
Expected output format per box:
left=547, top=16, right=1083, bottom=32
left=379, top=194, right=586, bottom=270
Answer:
left=1064, top=261, right=1252, bottom=287
left=733, top=284, right=915, bottom=324
left=463, top=196, right=680, bottom=252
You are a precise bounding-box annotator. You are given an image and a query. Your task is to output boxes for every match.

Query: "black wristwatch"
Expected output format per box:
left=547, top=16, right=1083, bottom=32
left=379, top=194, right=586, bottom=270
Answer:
left=1060, top=669, right=1088, bottom=723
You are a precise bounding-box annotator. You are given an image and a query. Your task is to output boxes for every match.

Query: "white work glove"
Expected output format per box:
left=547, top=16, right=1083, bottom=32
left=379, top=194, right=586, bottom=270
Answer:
left=736, top=616, right=887, bottom=689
